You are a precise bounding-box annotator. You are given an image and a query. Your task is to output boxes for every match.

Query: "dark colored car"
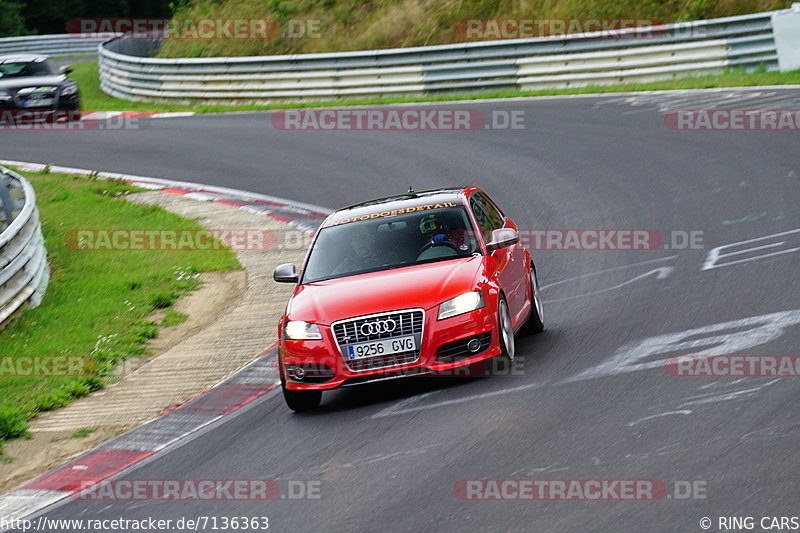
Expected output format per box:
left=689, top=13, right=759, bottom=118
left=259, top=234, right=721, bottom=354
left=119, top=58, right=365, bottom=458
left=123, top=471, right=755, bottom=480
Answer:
left=0, top=54, right=81, bottom=122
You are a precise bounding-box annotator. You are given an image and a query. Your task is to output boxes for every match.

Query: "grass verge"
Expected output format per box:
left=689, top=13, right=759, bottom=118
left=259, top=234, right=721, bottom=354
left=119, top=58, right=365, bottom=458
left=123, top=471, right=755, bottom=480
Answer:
left=70, top=60, right=800, bottom=114
left=0, top=170, right=240, bottom=449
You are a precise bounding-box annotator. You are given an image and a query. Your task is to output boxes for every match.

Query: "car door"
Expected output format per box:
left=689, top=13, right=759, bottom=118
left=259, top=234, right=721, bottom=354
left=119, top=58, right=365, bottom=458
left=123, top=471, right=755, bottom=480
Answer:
left=476, top=192, right=527, bottom=320
left=470, top=193, right=523, bottom=320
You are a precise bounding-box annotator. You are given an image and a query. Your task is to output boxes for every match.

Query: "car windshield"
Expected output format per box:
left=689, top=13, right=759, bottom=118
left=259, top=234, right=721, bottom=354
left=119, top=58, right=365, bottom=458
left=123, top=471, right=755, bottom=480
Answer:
left=302, top=207, right=481, bottom=283
left=0, top=61, right=56, bottom=79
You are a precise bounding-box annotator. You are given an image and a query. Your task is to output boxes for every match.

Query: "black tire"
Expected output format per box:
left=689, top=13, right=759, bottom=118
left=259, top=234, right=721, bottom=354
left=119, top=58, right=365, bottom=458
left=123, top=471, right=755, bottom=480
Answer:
left=521, top=266, right=544, bottom=335
left=282, top=383, right=322, bottom=412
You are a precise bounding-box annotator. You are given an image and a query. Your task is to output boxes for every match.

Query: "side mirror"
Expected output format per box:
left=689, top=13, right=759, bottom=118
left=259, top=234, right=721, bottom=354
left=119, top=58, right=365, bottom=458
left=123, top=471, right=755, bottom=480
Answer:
left=486, top=228, right=519, bottom=252
left=60, top=65, right=74, bottom=75
left=273, top=263, right=299, bottom=283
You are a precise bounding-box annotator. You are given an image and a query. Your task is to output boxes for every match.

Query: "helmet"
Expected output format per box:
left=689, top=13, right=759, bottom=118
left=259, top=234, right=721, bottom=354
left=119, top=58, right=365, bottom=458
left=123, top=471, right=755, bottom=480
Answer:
left=419, top=213, right=446, bottom=234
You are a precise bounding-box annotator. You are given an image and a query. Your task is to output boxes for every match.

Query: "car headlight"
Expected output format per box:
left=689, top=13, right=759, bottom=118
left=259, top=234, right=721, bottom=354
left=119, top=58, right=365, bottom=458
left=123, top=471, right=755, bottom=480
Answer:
left=61, top=85, right=78, bottom=96
left=0, top=90, right=11, bottom=101
left=283, top=321, right=323, bottom=340
left=438, top=291, right=485, bottom=320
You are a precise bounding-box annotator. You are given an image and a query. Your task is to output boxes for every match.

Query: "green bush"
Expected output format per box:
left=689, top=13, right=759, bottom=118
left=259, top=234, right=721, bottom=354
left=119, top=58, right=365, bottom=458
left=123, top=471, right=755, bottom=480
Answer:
left=0, top=408, right=30, bottom=440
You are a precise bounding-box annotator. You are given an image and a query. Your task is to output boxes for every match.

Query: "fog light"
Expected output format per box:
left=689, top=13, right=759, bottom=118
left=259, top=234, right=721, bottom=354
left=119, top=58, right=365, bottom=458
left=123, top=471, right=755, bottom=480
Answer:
left=467, top=338, right=482, bottom=353
left=293, top=366, right=306, bottom=380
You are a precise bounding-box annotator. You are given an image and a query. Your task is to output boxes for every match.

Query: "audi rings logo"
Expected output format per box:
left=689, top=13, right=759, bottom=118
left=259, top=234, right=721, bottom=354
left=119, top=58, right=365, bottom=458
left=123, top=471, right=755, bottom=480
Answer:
left=360, top=319, right=397, bottom=336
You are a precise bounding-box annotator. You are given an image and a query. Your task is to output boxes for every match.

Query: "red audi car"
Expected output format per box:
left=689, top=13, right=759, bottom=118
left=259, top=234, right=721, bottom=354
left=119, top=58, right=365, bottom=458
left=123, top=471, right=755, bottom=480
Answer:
left=273, top=187, right=544, bottom=411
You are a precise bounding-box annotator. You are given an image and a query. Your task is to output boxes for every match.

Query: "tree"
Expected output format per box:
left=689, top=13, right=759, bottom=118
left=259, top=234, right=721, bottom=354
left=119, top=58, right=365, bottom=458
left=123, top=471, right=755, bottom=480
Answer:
left=5, top=0, right=174, bottom=36
left=0, top=0, right=29, bottom=37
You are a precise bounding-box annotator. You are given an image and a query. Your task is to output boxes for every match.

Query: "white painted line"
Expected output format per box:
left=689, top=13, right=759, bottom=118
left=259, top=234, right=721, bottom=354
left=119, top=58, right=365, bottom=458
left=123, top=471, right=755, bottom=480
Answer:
left=702, top=227, right=800, bottom=271
left=626, top=410, right=692, bottom=427
left=182, top=192, right=220, bottom=201
left=82, top=111, right=124, bottom=120
left=127, top=182, right=164, bottom=190
left=81, top=111, right=196, bottom=120
left=540, top=255, right=678, bottom=292
left=678, top=379, right=781, bottom=408
left=543, top=266, right=674, bottom=303
left=150, top=112, right=196, bottom=119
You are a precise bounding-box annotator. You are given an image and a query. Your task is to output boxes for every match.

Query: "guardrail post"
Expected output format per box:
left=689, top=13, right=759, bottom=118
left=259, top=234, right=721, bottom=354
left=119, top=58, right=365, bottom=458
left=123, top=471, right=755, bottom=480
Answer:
left=772, top=3, right=800, bottom=72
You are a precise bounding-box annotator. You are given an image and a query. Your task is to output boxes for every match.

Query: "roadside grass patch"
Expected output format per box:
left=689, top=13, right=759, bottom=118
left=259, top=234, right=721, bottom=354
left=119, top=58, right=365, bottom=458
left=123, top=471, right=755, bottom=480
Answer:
left=0, top=171, right=240, bottom=452
left=162, top=310, right=189, bottom=327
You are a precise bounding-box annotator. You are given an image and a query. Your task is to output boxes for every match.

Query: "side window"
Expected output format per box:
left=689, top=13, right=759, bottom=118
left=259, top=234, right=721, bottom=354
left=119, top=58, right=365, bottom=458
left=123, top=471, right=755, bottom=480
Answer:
left=44, top=60, right=58, bottom=75
left=470, top=197, right=494, bottom=243
left=475, top=193, right=505, bottom=230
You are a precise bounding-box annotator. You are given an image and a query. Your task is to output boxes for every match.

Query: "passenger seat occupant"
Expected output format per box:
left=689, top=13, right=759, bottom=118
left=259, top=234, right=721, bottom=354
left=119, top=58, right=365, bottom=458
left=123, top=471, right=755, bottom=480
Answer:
left=333, top=225, right=397, bottom=275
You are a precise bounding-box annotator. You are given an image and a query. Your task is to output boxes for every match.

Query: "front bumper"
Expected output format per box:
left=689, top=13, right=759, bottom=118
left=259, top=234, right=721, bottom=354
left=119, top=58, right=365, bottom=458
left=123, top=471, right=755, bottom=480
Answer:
left=0, top=93, right=81, bottom=121
left=281, top=307, right=500, bottom=391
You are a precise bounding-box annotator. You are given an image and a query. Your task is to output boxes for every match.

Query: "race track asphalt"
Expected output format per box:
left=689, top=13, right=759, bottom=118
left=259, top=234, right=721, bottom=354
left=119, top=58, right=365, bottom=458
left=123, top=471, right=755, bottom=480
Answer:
left=3, top=88, right=800, bottom=532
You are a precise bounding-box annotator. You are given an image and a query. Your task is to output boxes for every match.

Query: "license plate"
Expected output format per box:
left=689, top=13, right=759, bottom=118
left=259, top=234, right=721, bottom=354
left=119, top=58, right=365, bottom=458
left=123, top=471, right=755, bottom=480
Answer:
left=24, top=98, right=54, bottom=108
left=344, top=336, right=416, bottom=360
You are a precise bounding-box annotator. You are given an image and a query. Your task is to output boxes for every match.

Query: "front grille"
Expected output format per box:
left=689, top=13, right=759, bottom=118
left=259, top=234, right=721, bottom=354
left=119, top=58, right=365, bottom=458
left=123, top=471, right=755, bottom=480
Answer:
left=333, top=309, right=424, bottom=372
left=333, top=310, right=423, bottom=344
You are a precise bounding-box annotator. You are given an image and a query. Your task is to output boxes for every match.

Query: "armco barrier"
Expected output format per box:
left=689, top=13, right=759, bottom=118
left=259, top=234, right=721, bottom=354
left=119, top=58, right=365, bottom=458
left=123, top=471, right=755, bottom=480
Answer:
left=0, top=34, right=108, bottom=57
left=0, top=166, right=49, bottom=327
left=96, top=6, right=800, bottom=104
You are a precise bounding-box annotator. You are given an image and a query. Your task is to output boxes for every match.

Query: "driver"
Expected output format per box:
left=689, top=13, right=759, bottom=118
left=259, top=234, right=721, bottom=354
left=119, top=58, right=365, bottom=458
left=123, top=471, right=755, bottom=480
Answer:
left=419, top=213, right=458, bottom=249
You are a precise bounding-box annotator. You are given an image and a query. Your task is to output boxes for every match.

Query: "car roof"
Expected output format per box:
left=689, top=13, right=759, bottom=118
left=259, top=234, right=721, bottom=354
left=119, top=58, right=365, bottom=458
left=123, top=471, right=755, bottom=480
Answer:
left=322, top=187, right=475, bottom=228
left=0, top=54, right=50, bottom=63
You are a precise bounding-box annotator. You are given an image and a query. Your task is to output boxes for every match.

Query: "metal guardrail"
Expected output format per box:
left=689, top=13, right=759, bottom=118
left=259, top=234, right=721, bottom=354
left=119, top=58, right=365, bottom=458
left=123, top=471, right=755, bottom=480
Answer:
left=95, top=7, right=800, bottom=104
left=0, top=34, right=106, bottom=58
left=0, top=166, right=49, bottom=327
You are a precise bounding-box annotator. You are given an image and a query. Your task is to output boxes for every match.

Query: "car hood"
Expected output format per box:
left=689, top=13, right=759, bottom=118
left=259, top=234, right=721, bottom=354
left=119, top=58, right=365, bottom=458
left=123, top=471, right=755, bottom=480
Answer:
left=287, top=256, right=485, bottom=324
left=0, top=75, right=66, bottom=91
